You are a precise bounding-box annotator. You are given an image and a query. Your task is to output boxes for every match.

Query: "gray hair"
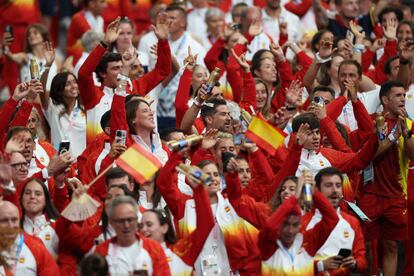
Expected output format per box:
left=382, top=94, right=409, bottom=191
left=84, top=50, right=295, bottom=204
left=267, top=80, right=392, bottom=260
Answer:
left=226, top=100, right=241, bottom=122
left=205, top=7, right=224, bottom=23
left=81, top=30, right=104, bottom=53
left=108, top=196, right=138, bottom=219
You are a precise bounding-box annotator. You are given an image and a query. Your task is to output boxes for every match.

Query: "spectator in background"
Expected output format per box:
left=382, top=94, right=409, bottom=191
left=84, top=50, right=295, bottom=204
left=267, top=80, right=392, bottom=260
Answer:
left=201, top=8, right=226, bottom=50
left=74, top=30, right=104, bottom=78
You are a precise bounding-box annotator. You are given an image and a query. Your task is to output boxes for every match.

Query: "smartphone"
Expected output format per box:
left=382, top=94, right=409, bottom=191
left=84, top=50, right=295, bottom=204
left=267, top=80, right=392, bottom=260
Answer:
left=346, top=30, right=354, bottom=43
left=233, top=133, right=244, bottom=146
left=338, top=248, right=352, bottom=258
left=5, top=25, right=13, bottom=37
left=231, top=24, right=242, bottom=31
left=313, top=96, right=325, bottom=107
left=115, top=130, right=127, bottom=145
left=58, top=140, right=70, bottom=154
left=222, top=151, right=236, bottom=172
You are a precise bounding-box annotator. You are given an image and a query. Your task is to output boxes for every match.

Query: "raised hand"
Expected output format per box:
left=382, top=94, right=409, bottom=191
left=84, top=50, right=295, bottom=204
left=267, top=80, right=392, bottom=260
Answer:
left=383, top=18, right=397, bottom=40
left=12, top=82, right=30, bottom=101
left=225, top=157, right=238, bottom=174
left=269, top=106, right=293, bottom=129
left=270, top=43, right=285, bottom=62
left=2, top=32, right=14, bottom=48
left=295, top=123, right=311, bottom=146
left=222, top=23, right=236, bottom=40
left=5, top=135, right=25, bottom=154
left=122, top=46, right=137, bottom=67
left=370, top=38, right=385, bottom=52
left=47, top=151, right=73, bottom=176
left=285, top=80, right=303, bottom=107
left=318, top=38, right=334, bottom=59
left=349, top=21, right=364, bottom=41
left=248, top=20, right=263, bottom=37
left=279, top=21, right=288, bottom=38
left=201, top=129, right=219, bottom=149
left=183, top=46, right=198, bottom=71
left=344, top=78, right=358, bottom=102
left=26, top=80, right=44, bottom=102
left=308, top=104, right=327, bottom=120
left=109, top=141, right=127, bottom=158
left=67, top=177, right=88, bottom=198
left=43, top=41, right=55, bottom=67
left=104, top=17, right=121, bottom=45
left=149, top=44, right=158, bottom=57
left=230, top=48, right=249, bottom=72
left=398, top=39, right=414, bottom=60
left=152, top=12, right=169, bottom=40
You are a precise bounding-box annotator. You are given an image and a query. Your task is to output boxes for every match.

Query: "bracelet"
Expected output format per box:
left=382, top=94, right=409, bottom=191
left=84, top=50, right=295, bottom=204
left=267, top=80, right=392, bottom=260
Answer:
left=388, top=132, right=397, bottom=143
left=353, top=44, right=365, bottom=54
left=400, top=58, right=411, bottom=65
left=315, top=52, right=332, bottom=64
left=100, top=40, right=108, bottom=48
left=193, top=98, right=203, bottom=108
left=117, top=73, right=130, bottom=82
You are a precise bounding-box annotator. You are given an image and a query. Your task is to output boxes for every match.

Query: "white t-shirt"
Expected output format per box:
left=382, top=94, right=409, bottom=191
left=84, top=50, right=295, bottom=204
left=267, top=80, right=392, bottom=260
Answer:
left=187, top=8, right=208, bottom=44
left=262, top=8, right=302, bottom=44
left=137, top=31, right=158, bottom=71
left=43, top=99, right=87, bottom=157
left=106, top=241, right=154, bottom=275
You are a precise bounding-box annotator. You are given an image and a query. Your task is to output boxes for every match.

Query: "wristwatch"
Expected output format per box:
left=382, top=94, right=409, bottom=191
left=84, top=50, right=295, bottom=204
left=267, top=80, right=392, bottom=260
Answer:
left=388, top=132, right=397, bottom=143
left=315, top=52, right=332, bottom=64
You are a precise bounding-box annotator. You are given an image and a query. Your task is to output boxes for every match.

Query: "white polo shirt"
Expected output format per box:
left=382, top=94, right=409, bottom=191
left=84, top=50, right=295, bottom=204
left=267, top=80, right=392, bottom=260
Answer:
left=261, top=8, right=302, bottom=44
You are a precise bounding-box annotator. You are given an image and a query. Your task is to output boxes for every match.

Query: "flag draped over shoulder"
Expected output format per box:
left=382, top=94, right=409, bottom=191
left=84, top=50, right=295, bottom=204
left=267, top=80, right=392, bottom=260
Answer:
left=246, top=113, right=287, bottom=155
left=115, top=144, right=163, bottom=184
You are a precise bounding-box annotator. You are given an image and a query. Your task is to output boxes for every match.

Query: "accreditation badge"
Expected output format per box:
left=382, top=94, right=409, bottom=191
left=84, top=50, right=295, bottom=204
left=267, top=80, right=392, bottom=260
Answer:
left=200, top=254, right=220, bottom=275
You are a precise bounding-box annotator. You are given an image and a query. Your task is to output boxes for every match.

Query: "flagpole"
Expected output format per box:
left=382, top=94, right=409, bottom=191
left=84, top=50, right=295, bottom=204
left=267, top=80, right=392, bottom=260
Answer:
left=86, top=163, right=114, bottom=188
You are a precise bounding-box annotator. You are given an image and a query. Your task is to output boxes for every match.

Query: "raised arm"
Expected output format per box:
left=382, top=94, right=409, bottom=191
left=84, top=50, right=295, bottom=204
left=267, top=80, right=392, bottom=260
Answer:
left=39, top=41, right=55, bottom=111
left=171, top=180, right=215, bottom=267
left=303, top=190, right=339, bottom=256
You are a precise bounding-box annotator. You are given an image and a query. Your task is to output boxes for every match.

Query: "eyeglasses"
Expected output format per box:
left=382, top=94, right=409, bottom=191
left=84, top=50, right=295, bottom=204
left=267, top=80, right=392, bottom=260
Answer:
left=10, top=162, right=29, bottom=170
left=112, top=216, right=138, bottom=225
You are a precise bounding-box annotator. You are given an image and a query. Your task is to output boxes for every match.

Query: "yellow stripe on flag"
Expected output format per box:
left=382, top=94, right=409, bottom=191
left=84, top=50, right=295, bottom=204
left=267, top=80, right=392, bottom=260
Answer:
left=246, top=113, right=287, bottom=155
left=116, top=144, right=162, bottom=184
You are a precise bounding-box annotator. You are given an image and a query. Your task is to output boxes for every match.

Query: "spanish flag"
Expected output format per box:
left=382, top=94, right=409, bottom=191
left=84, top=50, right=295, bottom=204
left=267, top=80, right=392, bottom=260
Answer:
left=246, top=113, right=287, bottom=155
left=115, top=144, right=162, bottom=184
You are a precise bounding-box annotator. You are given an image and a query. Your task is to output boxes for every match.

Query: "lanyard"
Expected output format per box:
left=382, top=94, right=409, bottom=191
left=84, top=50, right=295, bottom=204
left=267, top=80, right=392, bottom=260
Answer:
left=172, top=33, right=187, bottom=57
left=12, top=234, right=25, bottom=274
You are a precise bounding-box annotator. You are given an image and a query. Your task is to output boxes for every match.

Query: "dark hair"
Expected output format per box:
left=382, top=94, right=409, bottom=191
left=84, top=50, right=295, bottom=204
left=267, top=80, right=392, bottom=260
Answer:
left=6, top=126, right=35, bottom=143
left=20, top=178, right=59, bottom=227
left=105, top=167, right=132, bottom=187
left=149, top=171, right=163, bottom=209
left=232, top=2, right=248, bottom=10
left=318, top=54, right=343, bottom=86
left=335, top=122, right=350, bottom=146
left=159, top=127, right=184, bottom=142
left=165, top=4, right=187, bottom=23
left=311, top=29, right=332, bottom=53
left=197, top=159, right=217, bottom=169
left=338, top=59, right=362, bottom=79
left=384, top=56, right=400, bottom=75
left=379, top=80, right=405, bottom=105
left=95, top=52, right=122, bottom=83
left=50, top=72, right=85, bottom=116
left=292, top=113, right=320, bottom=132
left=24, top=24, right=49, bottom=53
left=144, top=208, right=177, bottom=245
left=125, top=99, right=152, bottom=135
left=315, top=167, right=344, bottom=189
left=269, top=176, right=298, bottom=211
left=378, top=6, right=403, bottom=23
left=397, top=20, right=414, bottom=39
left=79, top=253, right=108, bottom=276
left=100, top=111, right=111, bottom=131
left=250, top=49, right=274, bottom=77
left=311, top=85, right=336, bottom=99
left=200, top=98, right=227, bottom=125
left=101, top=185, right=135, bottom=240
left=109, top=17, right=135, bottom=52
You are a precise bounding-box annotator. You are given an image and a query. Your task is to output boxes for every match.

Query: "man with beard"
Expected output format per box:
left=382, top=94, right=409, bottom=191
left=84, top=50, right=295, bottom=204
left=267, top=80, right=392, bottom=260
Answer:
left=302, top=167, right=367, bottom=275
left=0, top=201, right=58, bottom=275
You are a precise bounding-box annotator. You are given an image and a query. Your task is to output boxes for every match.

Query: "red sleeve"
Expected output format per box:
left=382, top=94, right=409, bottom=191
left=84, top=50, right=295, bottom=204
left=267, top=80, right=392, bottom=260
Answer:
left=326, top=96, right=348, bottom=122
left=156, top=152, right=190, bottom=220
left=109, top=93, right=129, bottom=143
left=24, top=234, right=60, bottom=276
left=53, top=184, right=70, bottom=213
left=324, top=134, right=378, bottom=173
left=294, top=51, right=313, bottom=82
left=262, top=142, right=302, bottom=202
left=258, top=196, right=298, bottom=260
left=77, top=44, right=106, bottom=110
left=271, top=59, right=294, bottom=112
left=320, top=116, right=352, bottom=153
left=361, top=49, right=375, bottom=72
left=0, top=97, right=19, bottom=149
left=284, top=0, right=312, bottom=17
left=368, top=39, right=398, bottom=85
left=226, top=172, right=270, bottom=230
left=191, top=147, right=216, bottom=166
left=345, top=214, right=367, bottom=272
left=239, top=71, right=257, bottom=111
left=226, top=43, right=246, bottom=103
left=303, top=191, right=339, bottom=256
left=171, top=184, right=214, bottom=266
left=279, top=33, right=288, bottom=49
left=204, top=38, right=226, bottom=74
left=143, top=238, right=171, bottom=275
left=10, top=101, right=33, bottom=127
left=88, top=154, right=114, bottom=202
left=349, top=100, right=374, bottom=151
left=131, top=39, right=171, bottom=95
left=174, top=69, right=192, bottom=128
left=244, top=149, right=275, bottom=202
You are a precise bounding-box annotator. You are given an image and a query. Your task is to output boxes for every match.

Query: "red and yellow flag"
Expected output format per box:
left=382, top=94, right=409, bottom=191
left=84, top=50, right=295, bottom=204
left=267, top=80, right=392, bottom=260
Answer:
left=246, top=113, right=287, bottom=155
left=115, top=144, right=162, bottom=184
